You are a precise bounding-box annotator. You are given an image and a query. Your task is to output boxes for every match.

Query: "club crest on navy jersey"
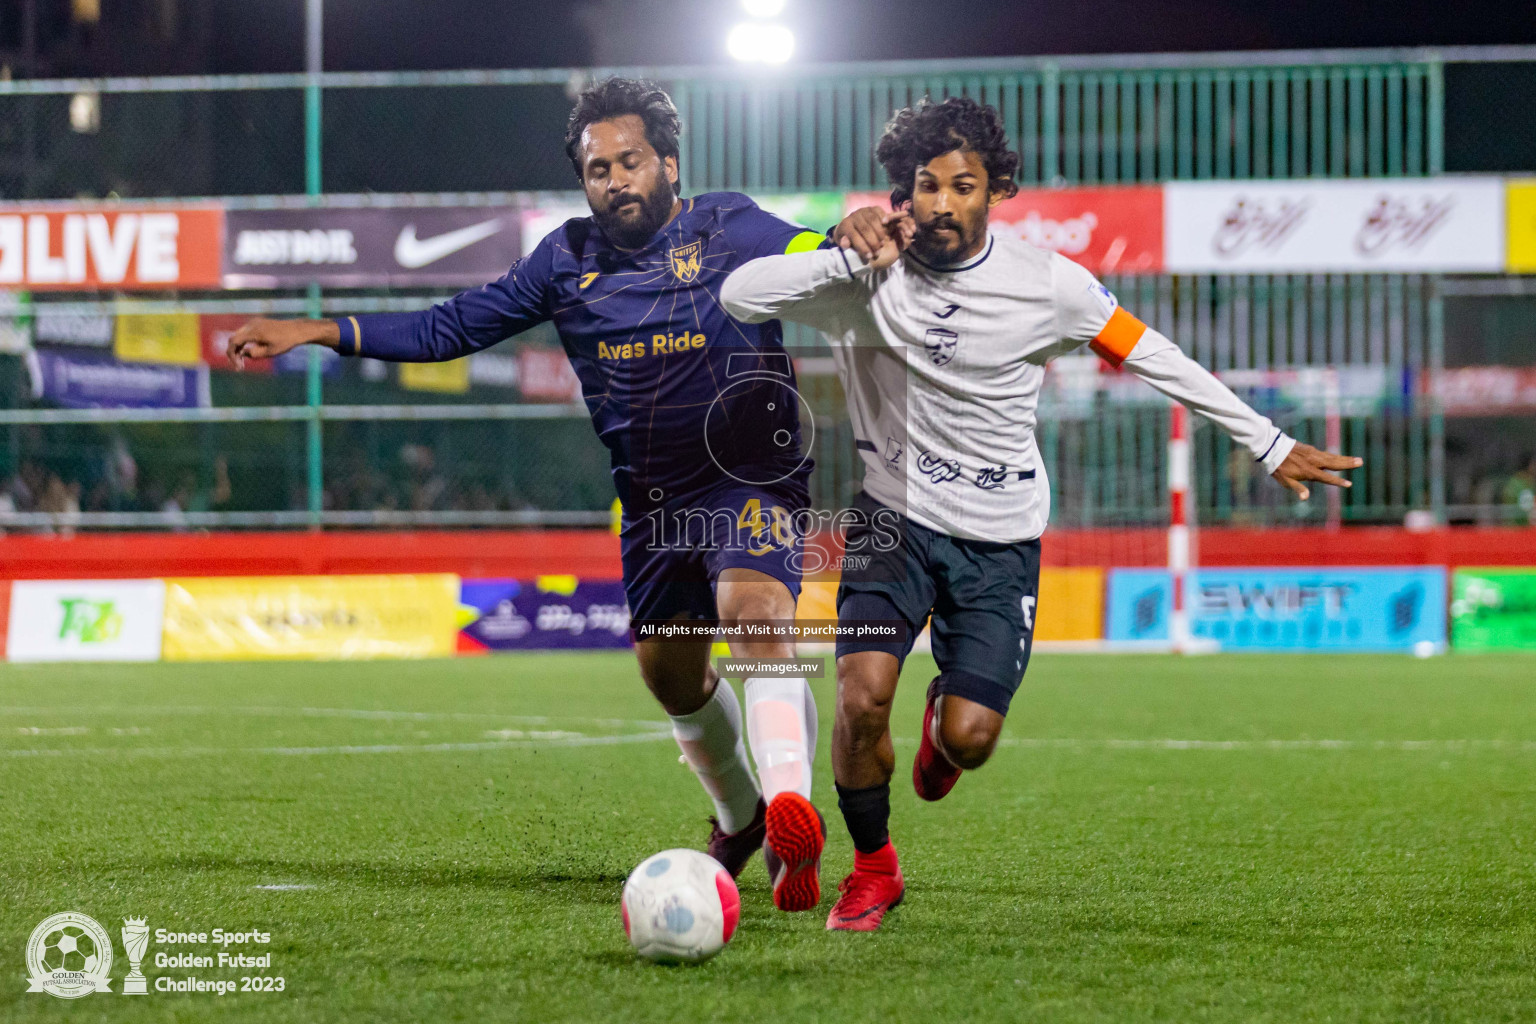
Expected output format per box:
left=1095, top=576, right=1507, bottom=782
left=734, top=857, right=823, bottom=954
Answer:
left=923, top=327, right=958, bottom=366
left=668, top=240, right=703, bottom=283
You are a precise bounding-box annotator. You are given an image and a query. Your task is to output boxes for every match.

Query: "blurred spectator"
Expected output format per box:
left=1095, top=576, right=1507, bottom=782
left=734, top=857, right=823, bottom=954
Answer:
left=1499, top=453, right=1536, bottom=526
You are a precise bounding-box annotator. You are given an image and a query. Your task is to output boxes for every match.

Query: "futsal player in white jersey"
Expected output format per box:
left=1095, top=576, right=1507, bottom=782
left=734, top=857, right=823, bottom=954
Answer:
left=723, top=97, right=1362, bottom=931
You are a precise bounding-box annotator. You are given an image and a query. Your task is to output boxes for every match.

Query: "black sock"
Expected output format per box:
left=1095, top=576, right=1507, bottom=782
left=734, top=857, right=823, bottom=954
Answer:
left=835, top=782, right=890, bottom=854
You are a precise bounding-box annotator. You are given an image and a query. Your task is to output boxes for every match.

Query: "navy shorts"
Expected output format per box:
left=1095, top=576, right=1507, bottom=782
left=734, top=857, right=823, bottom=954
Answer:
left=835, top=491, right=1040, bottom=716
left=621, top=472, right=809, bottom=624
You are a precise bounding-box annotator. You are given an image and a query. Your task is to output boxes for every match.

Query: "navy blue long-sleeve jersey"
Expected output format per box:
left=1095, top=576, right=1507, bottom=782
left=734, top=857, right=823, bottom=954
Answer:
left=337, top=192, right=828, bottom=507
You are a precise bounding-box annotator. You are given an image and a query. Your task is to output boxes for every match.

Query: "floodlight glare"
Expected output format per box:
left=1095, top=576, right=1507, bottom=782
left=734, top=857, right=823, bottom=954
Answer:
left=726, top=22, right=795, bottom=64
left=740, top=0, right=787, bottom=17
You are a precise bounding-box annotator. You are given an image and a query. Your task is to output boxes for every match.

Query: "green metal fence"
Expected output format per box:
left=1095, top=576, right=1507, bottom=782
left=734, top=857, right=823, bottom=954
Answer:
left=0, top=50, right=1464, bottom=531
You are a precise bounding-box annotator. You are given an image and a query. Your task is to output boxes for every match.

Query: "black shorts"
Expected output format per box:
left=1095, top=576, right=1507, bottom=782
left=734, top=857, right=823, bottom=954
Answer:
left=835, top=491, right=1041, bottom=716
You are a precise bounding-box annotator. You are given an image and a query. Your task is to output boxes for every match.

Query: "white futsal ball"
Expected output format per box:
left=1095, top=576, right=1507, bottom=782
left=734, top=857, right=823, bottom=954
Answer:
left=621, top=848, right=739, bottom=964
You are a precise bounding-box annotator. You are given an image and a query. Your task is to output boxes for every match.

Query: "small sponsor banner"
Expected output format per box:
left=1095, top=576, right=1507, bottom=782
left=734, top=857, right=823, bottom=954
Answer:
left=1433, top=367, right=1536, bottom=415
left=34, top=308, right=113, bottom=348
left=517, top=346, right=581, bottom=401
left=26, top=348, right=209, bottom=409
left=199, top=312, right=272, bottom=373
left=1107, top=567, right=1447, bottom=651
left=114, top=311, right=202, bottom=366
left=162, top=574, right=461, bottom=661
left=1451, top=568, right=1536, bottom=651
left=1036, top=567, right=1105, bottom=641
left=224, top=206, right=520, bottom=288
left=843, top=185, right=1164, bottom=274
left=273, top=344, right=341, bottom=377
left=1165, top=178, right=1505, bottom=273
left=468, top=350, right=519, bottom=388
left=0, top=291, right=31, bottom=354
left=6, top=579, right=166, bottom=662
left=400, top=358, right=471, bottom=394
left=520, top=199, right=592, bottom=258
left=756, top=193, right=845, bottom=235
left=1507, top=179, right=1536, bottom=272
left=459, top=577, right=631, bottom=651
left=0, top=206, right=223, bottom=289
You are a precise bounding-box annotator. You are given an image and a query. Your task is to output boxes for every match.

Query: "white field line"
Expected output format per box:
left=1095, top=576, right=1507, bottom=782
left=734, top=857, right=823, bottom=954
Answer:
left=0, top=704, right=668, bottom=730
left=2, top=730, right=673, bottom=758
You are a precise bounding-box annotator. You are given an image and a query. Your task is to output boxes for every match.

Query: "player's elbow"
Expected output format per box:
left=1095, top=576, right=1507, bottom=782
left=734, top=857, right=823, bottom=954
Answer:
left=720, top=272, right=772, bottom=324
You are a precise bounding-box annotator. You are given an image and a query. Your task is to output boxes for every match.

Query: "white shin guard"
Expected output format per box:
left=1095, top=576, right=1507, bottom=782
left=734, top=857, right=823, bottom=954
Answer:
left=743, top=676, right=816, bottom=803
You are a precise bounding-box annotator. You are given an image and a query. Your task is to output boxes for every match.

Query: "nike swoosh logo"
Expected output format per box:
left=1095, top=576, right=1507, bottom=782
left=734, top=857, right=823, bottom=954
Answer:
left=394, top=219, right=504, bottom=269
left=934, top=303, right=960, bottom=319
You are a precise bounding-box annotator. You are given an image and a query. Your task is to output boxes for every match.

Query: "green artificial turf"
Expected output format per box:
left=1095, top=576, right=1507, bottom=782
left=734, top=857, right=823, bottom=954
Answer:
left=2, top=652, right=1534, bottom=1022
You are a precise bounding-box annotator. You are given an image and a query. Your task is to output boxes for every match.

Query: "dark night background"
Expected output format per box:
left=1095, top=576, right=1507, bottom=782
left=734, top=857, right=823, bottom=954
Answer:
left=0, top=0, right=1533, bottom=74
left=0, top=0, right=1533, bottom=188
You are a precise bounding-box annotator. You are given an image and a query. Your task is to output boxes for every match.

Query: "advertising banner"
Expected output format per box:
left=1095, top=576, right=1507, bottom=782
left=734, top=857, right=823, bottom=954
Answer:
left=114, top=311, right=202, bottom=366
left=1036, top=567, right=1106, bottom=642
left=1451, top=568, right=1536, bottom=651
left=33, top=308, right=113, bottom=348
left=1433, top=367, right=1536, bottom=416
left=517, top=347, right=582, bottom=401
left=844, top=185, right=1164, bottom=274
left=1106, top=568, right=1447, bottom=651
left=1507, top=179, right=1536, bottom=272
left=224, top=206, right=520, bottom=288
left=459, top=577, right=631, bottom=652
left=6, top=579, right=166, bottom=662
left=400, top=358, right=471, bottom=394
left=162, top=574, right=460, bottom=661
left=0, top=206, right=223, bottom=289
left=26, top=348, right=209, bottom=409
left=199, top=312, right=272, bottom=373
left=1165, top=178, right=1504, bottom=273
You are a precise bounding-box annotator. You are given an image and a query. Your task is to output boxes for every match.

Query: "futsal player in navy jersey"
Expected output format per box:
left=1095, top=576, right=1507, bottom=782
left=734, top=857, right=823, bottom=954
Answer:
left=228, top=79, right=840, bottom=912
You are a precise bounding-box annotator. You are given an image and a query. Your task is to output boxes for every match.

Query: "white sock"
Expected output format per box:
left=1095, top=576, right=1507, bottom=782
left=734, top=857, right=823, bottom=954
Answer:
left=744, top=676, right=815, bottom=803
left=669, top=681, right=761, bottom=834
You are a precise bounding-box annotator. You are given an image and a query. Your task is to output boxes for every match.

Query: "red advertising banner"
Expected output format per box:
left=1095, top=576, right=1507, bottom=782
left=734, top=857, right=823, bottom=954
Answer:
left=0, top=206, right=223, bottom=290
left=199, top=313, right=272, bottom=373
left=844, top=185, right=1163, bottom=274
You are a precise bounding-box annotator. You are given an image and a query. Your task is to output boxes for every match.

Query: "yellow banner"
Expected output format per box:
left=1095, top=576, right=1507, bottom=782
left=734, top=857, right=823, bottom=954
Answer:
left=1035, top=567, right=1105, bottom=642
left=162, top=574, right=460, bottom=661
left=1508, top=180, right=1536, bottom=273
left=114, top=312, right=202, bottom=366
left=792, top=567, right=1105, bottom=643
left=399, top=358, right=471, bottom=394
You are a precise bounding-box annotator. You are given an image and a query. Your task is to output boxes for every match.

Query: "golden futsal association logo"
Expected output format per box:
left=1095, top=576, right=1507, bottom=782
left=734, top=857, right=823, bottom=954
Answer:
left=668, top=240, right=703, bottom=283
left=25, top=912, right=114, bottom=999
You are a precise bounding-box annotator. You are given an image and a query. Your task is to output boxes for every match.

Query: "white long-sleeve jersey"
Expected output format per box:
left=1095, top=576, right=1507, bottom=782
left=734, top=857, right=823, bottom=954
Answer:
left=722, top=232, right=1295, bottom=544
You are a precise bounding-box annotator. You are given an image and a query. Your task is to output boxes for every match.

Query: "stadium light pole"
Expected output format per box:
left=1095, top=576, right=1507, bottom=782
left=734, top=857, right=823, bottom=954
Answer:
left=304, top=0, right=325, bottom=529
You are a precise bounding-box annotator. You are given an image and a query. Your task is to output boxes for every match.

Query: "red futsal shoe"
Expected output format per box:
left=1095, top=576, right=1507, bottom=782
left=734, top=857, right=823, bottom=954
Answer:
left=762, top=791, right=826, bottom=912
left=826, top=843, right=904, bottom=932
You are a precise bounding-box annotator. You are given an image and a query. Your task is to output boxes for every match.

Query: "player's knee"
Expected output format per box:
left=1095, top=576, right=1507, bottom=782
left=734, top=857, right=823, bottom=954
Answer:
left=836, top=669, right=893, bottom=740
left=937, top=708, right=1002, bottom=770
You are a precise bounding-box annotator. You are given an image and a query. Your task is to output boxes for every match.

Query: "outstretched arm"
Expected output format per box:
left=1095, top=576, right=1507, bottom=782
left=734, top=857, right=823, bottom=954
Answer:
left=1054, top=254, right=1361, bottom=500
left=228, top=244, right=554, bottom=368
left=721, top=211, right=906, bottom=327
left=1108, top=322, right=1362, bottom=499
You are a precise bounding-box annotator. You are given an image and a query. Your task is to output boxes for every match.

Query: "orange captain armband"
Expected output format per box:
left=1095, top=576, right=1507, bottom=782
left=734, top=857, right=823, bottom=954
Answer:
left=1089, top=307, right=1148, bottom=368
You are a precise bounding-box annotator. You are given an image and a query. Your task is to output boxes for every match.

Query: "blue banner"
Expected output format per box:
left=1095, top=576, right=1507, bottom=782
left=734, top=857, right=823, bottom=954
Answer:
left=1106, top=568, right=1447, bottom=651
left=26, top=348, right=208, bottom=409
left=459, top=577, right=631, bottom=651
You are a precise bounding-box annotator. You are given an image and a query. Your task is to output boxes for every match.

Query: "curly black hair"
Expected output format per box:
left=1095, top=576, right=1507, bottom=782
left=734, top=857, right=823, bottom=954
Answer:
left=875, top=96, right=1021, bottom=208
left=564, top=77, right=683, bottom=195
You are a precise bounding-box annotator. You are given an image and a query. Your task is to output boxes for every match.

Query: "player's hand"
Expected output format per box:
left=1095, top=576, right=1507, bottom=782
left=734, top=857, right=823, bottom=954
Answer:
left=1271, top=442, right=1363, bottom=501
left=226, top=318, right=336, bottom=370
left=832, top=207, right=913, bottom=263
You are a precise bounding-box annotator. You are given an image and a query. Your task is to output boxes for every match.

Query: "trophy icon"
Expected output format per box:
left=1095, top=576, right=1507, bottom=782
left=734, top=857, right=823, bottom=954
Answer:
left=120, top=918, right=149, bottom=995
